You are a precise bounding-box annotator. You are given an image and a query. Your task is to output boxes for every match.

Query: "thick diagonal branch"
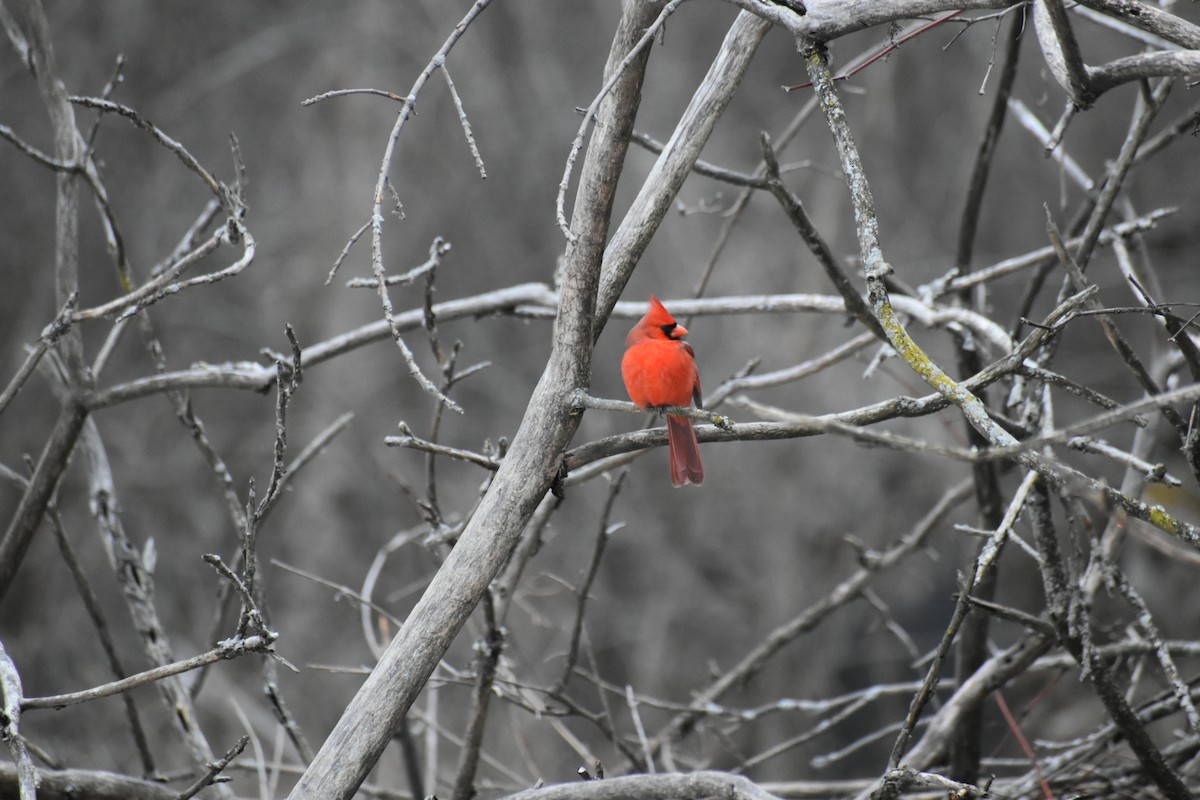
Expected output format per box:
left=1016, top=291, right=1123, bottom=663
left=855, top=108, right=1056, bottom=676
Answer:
left=286, top=3, right=657, bottom=797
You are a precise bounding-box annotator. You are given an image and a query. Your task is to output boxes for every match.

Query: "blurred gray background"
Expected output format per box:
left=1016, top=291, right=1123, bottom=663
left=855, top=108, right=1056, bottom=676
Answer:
left=3, top=1, right=1200, bottom=795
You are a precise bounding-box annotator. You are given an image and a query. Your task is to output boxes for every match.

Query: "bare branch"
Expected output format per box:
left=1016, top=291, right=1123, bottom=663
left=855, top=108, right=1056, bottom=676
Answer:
left=501, top=771, right=788, bottom=800
left=0, top=764, right=177, bottom=800
left=595, top=10, right=771, bottom=324
left=0, top=401, right=88, bottom=601
left=0, top=120, right=72, bottom=168
left=385, top=423, right=500, bottom=470
left=71, top=225, right=225, bottom=322
left=791, top=1, right=1010, bottom=44
left=554, top=470, right=627, bottom=694
left=346, top=236, right=450, bottom=289
left=556, top=0, right=681, bottom=241
left=803, top=45, right=1200, bottom=549
left=0, top=640, right=35, bottom=800
left=1088, top=51, right=1200, bottom=97
left=1034, top=0, right=1092, bottom=107
left=22, top=635, right=279, bottom=711
left=0, top=294, right=76, bottom=417
left=759, top=131, right=885, bottom=340
left=325, top=219, right=371, bottom=285
left=1028, top=478, right=1190, bottom=799
left=437, top=60, right=486, bottom=180
left=176, top=736, right=250, bottom=800
left=618, top=480, right=972, bottom=771
left=288, top=2, right=657, bottom=793
left=1076, top=0, right=1200, bottom=49
left=902, top=634, right=1054, bottom=770
left=449, top=594, right=503, bottom=800
left=69, top=96, right=237, bottom=211
left=48, top=506, right=156, bottom=773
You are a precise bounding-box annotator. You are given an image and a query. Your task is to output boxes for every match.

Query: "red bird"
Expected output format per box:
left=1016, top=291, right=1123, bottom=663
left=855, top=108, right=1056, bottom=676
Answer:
left=621, top=295, right=704, bottom=487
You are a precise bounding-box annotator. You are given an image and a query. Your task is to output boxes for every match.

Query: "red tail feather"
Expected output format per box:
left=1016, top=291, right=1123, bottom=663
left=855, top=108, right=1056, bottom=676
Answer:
left=667, top=415, right=704, bottom=487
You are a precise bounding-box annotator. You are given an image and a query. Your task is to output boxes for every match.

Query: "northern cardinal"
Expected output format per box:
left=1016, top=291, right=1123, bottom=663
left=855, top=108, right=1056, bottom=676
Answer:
left=621, top=295, right=704, bottom=487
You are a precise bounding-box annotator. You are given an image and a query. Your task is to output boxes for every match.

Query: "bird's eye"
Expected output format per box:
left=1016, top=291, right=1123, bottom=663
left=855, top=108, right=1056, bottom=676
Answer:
left=660, top=323, right=676, bottom=338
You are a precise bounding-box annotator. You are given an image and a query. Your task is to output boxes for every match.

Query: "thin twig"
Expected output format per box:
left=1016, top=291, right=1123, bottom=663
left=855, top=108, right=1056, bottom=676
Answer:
left=554, top=470, right=628, bottom=694
left=69, top=96, right=235, bottom=211
left=346, top=236, right=450, bottom=289
left=885, top=569, right=978, bottom=772
left=759, top=131, right=884, bottom=341
left=49, top=506, right=156, bottom=773
left=1029, top=478, right=1190, bottom=799
left=437, top=60, right=486, bottom=179
left=385, top=422, right=500, bottom=469
left=449, top=593, right=503, bottom=800
left=22, top=635, right=279, bottom=710
left=325, top=219, right=371, bottom=285
left=272, top=559, right=405, bottom=631
left=1045, top=208, right=1186, bottom=436
left=1105, top=564, right=1200, bottom=735
left=176, top=736, right=250, bottom=800
left=556, top=0, right=682, bottom=241
left=0, top=294, right=76, bottom=417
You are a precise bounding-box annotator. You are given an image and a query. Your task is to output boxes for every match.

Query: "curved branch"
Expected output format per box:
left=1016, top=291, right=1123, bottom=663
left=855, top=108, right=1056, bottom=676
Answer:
left=359, top=0, right=494, bottom=413
left=1087, top=51, right=1200, bottom=98
left=0, top=764, right=177, bottom=800
left=502, top=771, right=786, bottom=800
left=1035, top=0, right=1092, bottom=107
left=69, top=96, right=234, bottom=210
left=791, top=0, right=1010, bottom=44
left=1076, top=0, right=1200, bottom=49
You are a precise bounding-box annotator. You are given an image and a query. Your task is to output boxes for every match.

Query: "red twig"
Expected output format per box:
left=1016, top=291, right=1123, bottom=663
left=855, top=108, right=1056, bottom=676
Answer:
left=995, top=690, right=1055, bottom=800
left=784, top=11, right=965, bottom=91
